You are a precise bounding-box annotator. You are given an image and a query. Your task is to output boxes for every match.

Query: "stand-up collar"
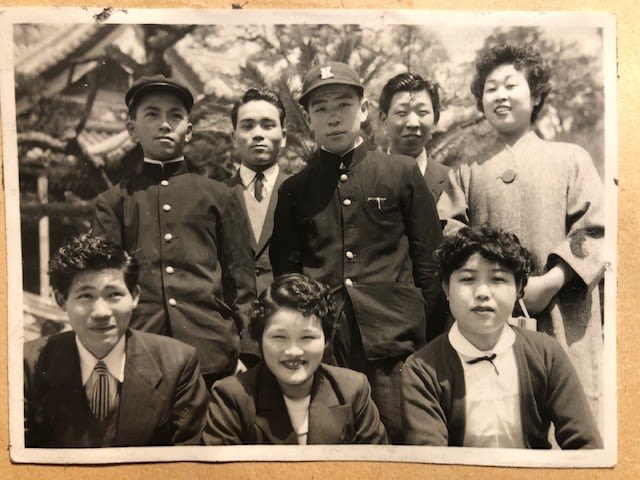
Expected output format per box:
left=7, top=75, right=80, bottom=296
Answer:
left=141, top=157, right=188, bottom=180
left=318, top=140, right=367, bottom=170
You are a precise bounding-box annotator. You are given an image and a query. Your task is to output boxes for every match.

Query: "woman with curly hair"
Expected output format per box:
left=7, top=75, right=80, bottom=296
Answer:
left=202, top=273, right=388, bottom=445
left=437, top=43, right=605, bottom=424
left=402, top=226, right=602, bottom=448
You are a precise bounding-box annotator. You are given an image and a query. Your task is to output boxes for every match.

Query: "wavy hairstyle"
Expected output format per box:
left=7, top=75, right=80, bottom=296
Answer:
left=470, top=43, right=551, bottom=123
left=49, top=233, right=139, bottom=301
left=435, top=225, right=534, bottom=297
left=249, top=273, right=337, bottom=344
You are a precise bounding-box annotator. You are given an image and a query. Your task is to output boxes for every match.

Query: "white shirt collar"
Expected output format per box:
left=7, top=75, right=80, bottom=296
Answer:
left=143, top=156, right=184, bottom=165
left=75, top=334, right=126, bottom=385
left=448, top=321, right=515, bottom=359
left=415, top=148, right=428, bottom=176
left=239, top=162, right=280, bottom=190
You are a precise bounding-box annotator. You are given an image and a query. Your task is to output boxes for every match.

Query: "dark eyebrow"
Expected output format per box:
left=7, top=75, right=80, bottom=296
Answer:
left=457, top=268, right=477, bottom=273
left=72, top=285, right=94, bottom=292
left=309, top=97, right=328, bottom=107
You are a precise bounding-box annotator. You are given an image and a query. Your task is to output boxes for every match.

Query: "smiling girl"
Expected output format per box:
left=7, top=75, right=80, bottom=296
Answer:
left=436, top=43, right=605, bottom=424
left=202, top=274, right=388, bottom=445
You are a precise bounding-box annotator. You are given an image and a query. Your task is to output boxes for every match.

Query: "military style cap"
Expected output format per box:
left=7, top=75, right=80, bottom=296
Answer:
left=125, top=74, right=194, bottom=112
left=299, top=61, right=364, bottom=107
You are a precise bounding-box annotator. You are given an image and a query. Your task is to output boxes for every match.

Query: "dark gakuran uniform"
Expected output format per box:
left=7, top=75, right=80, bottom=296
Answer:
left=270, top=143, right=443, bottom=442
left=92, top=160, right=257, bottom=378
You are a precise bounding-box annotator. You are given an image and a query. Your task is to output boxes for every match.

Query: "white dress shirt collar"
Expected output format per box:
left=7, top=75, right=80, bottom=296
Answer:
left=415, top=148, right=428, bottom=176
left=448, top=321, right=515, bottom=359
left=75, top=334, right=126, bottom=385
left=239, top=162, right=279, bottom=193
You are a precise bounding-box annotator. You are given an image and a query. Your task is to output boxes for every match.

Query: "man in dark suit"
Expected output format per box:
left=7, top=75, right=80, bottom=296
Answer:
left=24, top=234, right=208, bottom=447
left=225, top=88, right=290, bottom=295
left=270, top=62, right=443, bottom=442
left=378, top=72, right=450, bottom=202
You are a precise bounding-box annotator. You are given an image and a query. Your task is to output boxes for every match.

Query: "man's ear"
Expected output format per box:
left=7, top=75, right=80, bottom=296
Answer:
left=379, top=110, right=388, bottom=125
left=280, top=128, right=287, bottom=148
left=359, top=98, right=369, bottom=123
left=54, top=290, right=67, bottom=311
left=126, top=120, right=138, bottom=143
left=184, top=122, right=193, bottom=144
left=130, top=285, right=141, bottom=309
left=302, top=109, right=311, bottom=126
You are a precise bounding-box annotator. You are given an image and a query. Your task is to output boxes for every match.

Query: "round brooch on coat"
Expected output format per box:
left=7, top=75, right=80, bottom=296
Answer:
left=501, top=169, right=517, bottom=184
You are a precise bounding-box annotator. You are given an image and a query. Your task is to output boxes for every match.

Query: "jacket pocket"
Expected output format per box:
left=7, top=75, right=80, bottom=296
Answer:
left=346, top=283, right=426, bottom=360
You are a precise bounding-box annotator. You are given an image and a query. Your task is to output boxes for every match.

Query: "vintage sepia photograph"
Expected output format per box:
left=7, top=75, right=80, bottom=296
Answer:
left=1, top=7, right=617, bottom=467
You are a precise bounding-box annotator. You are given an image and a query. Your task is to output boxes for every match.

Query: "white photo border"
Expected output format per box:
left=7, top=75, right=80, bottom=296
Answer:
left=1, top=7, right=618, bottom=467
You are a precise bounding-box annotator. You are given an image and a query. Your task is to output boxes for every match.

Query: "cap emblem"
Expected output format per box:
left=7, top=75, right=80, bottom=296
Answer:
left=320, top=66, right=335, bottom=80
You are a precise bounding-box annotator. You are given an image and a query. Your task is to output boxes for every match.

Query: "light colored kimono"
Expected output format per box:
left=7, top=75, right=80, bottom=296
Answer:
left=437, top=130, right=605, bottom=423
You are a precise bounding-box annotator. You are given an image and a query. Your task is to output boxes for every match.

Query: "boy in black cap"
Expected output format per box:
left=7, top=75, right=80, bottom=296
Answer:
left=270, top=61, right=444, bottom=442
left=92, top=75, right=257, bottom=389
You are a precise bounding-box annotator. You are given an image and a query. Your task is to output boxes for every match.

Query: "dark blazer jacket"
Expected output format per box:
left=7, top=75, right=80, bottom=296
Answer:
left=24, top=330, right=209, bottom=448
left=402, top=326, right=602, bottom=449
left=270, top=144, right=443, bottom=360
left=92, top=161, right=257, bottom=375
left=225, top=168, right=290, bottom=295
left=202, top=363, right=388, bottom=444
left=423, top=157, right=450, bottom=203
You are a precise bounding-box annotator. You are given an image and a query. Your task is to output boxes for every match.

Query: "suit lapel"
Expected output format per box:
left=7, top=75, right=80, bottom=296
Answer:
left=117, top=331, right=166, bottom=444
left=307, top=368, right=350, bottom=444
left=254, top=366, right=298, bottom=444
left=43, top=334, right=93, bottom=434
left=228, top=173, right=258, bottom=252
left=424, top=160, right=448, bottom=201
left=255, top=170, right=288, bottom=255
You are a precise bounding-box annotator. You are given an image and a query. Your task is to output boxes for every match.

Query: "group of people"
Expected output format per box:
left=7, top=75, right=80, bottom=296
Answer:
left=23, top=42, right=605, bottom=449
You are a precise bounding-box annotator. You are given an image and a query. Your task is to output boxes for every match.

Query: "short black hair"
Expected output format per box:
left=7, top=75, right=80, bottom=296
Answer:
left=435, top=226, right=533, bottom=297
left=231, top=88, right=286, bottom=130
left=378, top=72, right=441, bottom=124
left=49, top=233, right=139, bottom=301
left=249, top=274, right=337, bottom=344
left=470, top=43, right=551, bottom=123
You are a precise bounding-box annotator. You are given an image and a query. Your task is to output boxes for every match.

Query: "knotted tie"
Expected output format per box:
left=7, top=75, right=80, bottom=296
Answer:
left=254, top=171, right=265, bottom=202
left=90, top=360, right=111, bottom=421
left=466, top=353, right=499, bottom=375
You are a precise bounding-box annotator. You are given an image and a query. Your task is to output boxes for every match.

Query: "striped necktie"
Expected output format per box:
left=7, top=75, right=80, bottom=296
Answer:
left=90, top=360, right=111, bottom=421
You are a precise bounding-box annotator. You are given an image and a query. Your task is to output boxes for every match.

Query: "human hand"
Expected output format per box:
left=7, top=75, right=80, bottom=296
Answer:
left=522, top=275, right=558, bottom=314
left=522, top=263, right=573, bottom=314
